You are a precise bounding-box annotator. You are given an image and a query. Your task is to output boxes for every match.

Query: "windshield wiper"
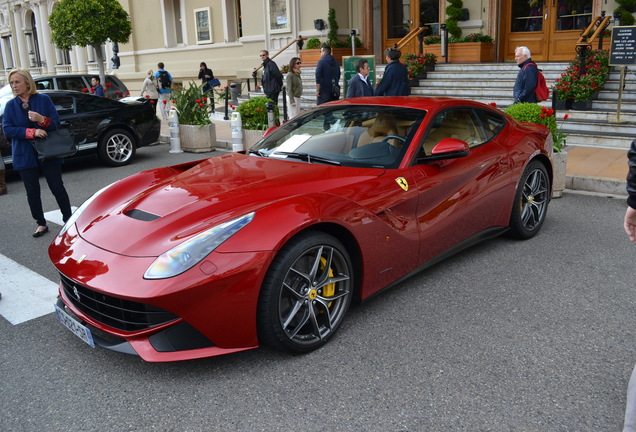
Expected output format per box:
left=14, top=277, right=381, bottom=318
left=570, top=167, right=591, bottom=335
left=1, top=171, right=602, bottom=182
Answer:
left=248, top=149, right=268, bottom=158
left=273, top=151, right=341, bottom=165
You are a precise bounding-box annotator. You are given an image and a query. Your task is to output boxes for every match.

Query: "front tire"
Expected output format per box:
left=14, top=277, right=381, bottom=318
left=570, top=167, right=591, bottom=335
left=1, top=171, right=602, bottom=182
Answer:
left=257, top=231, right=353, bottom=354
left=98, top=128, right=136, bottom=167
left=507, top=160, right=550, bottom=239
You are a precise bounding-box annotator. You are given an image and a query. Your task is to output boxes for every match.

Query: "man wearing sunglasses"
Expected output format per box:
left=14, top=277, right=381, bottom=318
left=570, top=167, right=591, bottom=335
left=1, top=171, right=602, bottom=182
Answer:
left=259, top=50, right=283, bottom=106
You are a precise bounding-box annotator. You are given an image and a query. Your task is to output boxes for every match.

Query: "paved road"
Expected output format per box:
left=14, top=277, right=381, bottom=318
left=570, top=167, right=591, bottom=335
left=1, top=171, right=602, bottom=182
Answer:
left=0, top=143, right=634, bottom=431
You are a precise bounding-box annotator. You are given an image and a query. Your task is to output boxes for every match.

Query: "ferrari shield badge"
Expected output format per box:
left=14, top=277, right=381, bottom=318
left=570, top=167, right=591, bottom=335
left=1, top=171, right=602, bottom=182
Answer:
left=395, top=177, right=408, bottom=192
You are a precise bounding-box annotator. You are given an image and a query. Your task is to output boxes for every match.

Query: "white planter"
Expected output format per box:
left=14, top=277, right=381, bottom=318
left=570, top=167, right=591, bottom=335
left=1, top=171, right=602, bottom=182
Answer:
left=552, top=150, right=568, bottom=198
left=242, top=129, right=265, bottom=149
left=178, top=124, right=216, bottom=153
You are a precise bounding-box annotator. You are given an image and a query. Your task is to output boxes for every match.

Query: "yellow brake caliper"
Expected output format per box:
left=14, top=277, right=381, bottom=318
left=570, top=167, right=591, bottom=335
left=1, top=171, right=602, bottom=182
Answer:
left=320, top=257, right=335, bottom=308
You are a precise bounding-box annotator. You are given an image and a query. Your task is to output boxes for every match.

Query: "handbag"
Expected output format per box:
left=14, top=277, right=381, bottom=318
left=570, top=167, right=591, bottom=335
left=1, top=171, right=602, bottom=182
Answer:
left=31, top=128, right=77, bottom=161
left=331, top=78, right=341, bottom=100
left=209, top=78, right=221, bottom=87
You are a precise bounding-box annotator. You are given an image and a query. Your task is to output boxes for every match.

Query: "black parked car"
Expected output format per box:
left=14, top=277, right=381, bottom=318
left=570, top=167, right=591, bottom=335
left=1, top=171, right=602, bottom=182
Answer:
left=34, top=74, right=130, bottom=99
left=0, top=90, right=160, bottom=167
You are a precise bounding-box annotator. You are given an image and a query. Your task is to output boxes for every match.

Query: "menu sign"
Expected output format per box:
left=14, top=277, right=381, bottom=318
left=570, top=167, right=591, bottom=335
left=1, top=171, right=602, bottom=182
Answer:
left=610, top=26, right=636, bottom=66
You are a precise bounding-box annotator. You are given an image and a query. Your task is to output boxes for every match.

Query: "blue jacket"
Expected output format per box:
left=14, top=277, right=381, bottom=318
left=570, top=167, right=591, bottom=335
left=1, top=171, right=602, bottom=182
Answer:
left=375, top=60, right=410, bottom=96
left=346, top=74, right=374, bottom=98
left=93, top=84, right=105, bottom=97
left=514, top=58, right=538, bottom=103
left=315, top=54, right=341, bottom=101
left=3, top=93, right=61, bottom=170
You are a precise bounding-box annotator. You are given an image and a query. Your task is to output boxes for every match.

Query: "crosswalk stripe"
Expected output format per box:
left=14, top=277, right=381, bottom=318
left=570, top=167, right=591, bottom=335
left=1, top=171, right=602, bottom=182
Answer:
left=0, top=208, right=76, bottom=325
left=0, top=253, right=58, bottom=325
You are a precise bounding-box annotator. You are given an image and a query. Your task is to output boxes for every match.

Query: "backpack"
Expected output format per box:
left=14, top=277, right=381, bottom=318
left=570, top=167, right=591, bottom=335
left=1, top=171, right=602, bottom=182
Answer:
left=158, top=70, right=171, bottom=89
left=524, top=63, right=550, bottom=102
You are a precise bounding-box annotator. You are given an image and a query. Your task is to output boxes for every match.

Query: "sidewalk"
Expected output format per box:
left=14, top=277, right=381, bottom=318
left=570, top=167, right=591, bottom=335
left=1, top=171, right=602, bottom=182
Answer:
left=160, top=119, right=629, bottom=196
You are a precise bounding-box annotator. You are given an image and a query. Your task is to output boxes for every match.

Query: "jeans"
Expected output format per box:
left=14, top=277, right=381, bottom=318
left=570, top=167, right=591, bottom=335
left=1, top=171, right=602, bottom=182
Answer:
left=19, top=164, right=72, bottom=227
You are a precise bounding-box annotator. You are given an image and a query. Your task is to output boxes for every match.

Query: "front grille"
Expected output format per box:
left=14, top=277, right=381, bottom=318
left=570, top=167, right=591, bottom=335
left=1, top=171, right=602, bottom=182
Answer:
left=60, top=274, right=179, bottom=332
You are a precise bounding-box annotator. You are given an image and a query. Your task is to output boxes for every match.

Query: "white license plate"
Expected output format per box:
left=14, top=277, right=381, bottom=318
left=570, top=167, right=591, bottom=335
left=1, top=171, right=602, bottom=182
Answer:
left=54, top=304, right=95, bottom=348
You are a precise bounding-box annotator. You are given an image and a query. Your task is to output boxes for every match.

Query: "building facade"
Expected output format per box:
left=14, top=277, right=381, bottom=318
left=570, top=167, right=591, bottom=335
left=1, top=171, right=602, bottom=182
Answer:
left=0, top=0, right=623, bottom=89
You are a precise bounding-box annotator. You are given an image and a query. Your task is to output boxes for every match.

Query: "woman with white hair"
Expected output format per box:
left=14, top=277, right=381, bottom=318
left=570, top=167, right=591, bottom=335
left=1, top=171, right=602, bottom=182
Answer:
left=140, top=68, right=159, bottom=115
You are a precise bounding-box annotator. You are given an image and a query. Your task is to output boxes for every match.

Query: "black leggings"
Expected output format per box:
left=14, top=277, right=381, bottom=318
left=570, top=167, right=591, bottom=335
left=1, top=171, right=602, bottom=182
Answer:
left=19, top=164, right=72, bottom=227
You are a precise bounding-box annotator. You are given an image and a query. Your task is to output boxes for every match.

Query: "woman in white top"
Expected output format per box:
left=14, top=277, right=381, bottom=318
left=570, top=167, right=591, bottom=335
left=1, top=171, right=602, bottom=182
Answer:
left=140, top=69, right=159, bottom=115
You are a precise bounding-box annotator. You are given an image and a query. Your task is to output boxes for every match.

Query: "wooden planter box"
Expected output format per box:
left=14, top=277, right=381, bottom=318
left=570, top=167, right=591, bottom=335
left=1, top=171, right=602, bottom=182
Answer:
left=299, top=47, right=368, bottom=67
left=423, top=42, right=494, bottom=63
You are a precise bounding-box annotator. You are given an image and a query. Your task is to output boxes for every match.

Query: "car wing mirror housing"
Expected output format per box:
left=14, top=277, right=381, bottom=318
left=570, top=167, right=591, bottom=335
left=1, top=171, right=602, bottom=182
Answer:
left=419, top=138, right=470, bottom=162
left=263, top=126, right=278, bottom=138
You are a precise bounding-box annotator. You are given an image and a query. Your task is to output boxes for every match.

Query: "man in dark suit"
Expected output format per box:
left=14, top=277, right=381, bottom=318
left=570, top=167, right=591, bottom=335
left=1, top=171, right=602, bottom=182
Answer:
left=346, top=59, right=374, bottom=98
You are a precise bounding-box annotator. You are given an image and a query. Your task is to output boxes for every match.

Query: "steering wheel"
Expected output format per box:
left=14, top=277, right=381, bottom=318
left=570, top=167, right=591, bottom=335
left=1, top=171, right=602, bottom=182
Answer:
left=381, top=135, right=406, bottom=145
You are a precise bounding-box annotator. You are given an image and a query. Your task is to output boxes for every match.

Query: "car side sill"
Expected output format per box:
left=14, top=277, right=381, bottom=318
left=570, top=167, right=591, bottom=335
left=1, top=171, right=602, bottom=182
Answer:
left=360, top=226, right=509, bottom=303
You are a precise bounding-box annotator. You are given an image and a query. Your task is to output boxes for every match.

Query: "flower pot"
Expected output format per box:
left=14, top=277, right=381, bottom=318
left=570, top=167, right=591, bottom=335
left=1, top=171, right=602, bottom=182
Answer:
left=299, top=47, right=368, bottom=67
left=242, top=129, right=265, bottom=149
left=178, top=124, right=216, bottom=153
left=409, top=79, right=420, bottom=87
left=552, top=149, right=568, bottom=198
left=555, top=99, right=573, bottom=110
left=425, top=64, right=435, bottom=72
left=572, top=100, right=593, bottom=111
left=423, top=42, right=494, bottom=63
left=416, top=71, right=427, bottom=79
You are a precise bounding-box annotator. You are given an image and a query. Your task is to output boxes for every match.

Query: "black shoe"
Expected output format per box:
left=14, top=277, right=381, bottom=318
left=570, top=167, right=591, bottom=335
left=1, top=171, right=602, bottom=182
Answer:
left=32, top=226, right=49, bottom=237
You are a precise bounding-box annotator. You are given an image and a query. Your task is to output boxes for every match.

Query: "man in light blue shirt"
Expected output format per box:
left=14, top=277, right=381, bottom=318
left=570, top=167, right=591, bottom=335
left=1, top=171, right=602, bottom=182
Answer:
left=154, top=62, right=173, bottom=120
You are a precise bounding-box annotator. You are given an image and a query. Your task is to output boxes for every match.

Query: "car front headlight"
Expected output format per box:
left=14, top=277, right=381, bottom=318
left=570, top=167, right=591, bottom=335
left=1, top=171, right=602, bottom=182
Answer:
left=144, top=212, right=255, bottom=280
left=59, top=183, right=113, bottom=236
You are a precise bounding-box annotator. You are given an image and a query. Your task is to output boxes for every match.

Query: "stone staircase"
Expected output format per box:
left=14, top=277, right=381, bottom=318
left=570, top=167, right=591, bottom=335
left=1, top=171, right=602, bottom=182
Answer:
left=409, top=62, right=636, bottom=150
left=249, top=62, right=636, bottom=150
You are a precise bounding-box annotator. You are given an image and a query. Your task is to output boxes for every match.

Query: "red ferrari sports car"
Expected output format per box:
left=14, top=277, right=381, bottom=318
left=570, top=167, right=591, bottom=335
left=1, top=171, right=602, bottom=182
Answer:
left=50, top=97, right=553, bottom=362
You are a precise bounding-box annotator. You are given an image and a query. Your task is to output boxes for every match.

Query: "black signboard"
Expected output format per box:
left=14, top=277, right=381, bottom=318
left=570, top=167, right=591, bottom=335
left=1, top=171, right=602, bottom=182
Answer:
left=610, top=26, right=636, bottom=66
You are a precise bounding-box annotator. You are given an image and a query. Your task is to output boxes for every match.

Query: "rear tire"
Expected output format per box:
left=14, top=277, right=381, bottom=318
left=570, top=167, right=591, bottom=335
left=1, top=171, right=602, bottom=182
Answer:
left=507, top=160, right=550, bottom=239
left=257, top=230, right=353, bottom=354
left=98, top=128, right=136, bottom=167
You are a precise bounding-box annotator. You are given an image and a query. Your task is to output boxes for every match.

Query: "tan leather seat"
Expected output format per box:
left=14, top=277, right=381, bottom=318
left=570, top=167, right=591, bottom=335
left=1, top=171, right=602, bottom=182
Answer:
left=356, top=114, right=399, bottom=147
left=423, top=111, right=476, bottom=155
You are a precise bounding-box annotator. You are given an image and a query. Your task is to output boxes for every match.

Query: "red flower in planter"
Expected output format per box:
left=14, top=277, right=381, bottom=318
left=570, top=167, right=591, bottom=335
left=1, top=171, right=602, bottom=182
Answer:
left=105, top=83, right=112, bottom=87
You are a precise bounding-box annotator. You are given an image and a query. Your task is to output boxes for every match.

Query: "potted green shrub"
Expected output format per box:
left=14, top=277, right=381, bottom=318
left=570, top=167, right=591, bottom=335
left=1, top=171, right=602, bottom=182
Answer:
left=404, top=53, right=431, bottom=84
left=552, top=49, right=609, bottom=110
left=171, top=81, right=216, bottom=153
left=504, top=103, right=569, bottom=197
left=236, top=96, right=280, bottom=148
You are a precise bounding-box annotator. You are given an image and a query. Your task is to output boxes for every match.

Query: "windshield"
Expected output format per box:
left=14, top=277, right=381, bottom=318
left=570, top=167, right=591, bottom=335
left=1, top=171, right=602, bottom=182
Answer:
left=251, top=105, right=425, bottom=169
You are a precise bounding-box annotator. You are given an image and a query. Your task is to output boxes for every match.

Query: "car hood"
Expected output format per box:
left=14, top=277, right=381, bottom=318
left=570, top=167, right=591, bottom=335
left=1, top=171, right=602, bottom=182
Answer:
left=77, top=153, right=386, bottom=256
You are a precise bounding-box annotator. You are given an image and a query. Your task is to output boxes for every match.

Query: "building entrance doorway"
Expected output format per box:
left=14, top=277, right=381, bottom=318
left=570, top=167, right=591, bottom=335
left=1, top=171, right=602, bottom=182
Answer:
left=500, top=0, right=596, bottom=61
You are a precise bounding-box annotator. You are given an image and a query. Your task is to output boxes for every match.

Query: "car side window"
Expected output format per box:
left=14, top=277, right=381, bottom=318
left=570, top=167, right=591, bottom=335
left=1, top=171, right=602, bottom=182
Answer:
left=49, top=96, right=75, bottom=115
left=57, top=78, right=87, bottom=92
left=76, top=95, right=115, bottom=113
left=422, top=108, right=485, bottom=154
left=475, top=109, right=506, bottom=141
left=36, top=79, right=53, bottom=90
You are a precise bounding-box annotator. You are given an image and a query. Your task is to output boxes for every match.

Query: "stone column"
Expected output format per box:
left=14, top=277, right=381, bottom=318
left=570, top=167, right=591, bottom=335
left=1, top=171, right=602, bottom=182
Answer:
left=74, top=46, right=87, bottom=73
left=34, top=1, right=56, bottom=73
left=11, top=5, right=30, bottom=69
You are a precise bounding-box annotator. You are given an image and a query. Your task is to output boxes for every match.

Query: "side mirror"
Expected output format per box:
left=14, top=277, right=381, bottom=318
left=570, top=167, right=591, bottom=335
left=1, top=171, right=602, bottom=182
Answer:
left=420, top=138, right=470, bottom=162
left=262, top=126, right=278, bottom=138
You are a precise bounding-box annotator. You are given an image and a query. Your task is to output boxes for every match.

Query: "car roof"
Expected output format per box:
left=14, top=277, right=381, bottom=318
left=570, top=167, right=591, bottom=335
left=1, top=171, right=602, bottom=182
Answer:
left=329, top=96, right=493, bottom=111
